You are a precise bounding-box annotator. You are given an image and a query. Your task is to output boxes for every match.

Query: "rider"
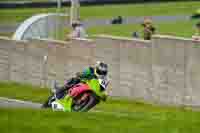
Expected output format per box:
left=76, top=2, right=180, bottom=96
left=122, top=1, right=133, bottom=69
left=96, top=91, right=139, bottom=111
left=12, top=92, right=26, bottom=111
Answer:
left=54, top=61, right=108, bottom=99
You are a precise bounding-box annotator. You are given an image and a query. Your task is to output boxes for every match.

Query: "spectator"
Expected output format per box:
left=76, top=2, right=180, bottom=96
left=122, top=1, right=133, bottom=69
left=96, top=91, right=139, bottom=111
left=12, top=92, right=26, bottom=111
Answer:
left=68, top=21, right=88, bottom=39
left=195, top=22, right=200, bottom=35
left=141, top=18, right=156, bottom=40
left=192, top=21, right=200, bottom=41
left=132, top=31, right=139, bottom=38
left=111, top=16, right=123, bottom=24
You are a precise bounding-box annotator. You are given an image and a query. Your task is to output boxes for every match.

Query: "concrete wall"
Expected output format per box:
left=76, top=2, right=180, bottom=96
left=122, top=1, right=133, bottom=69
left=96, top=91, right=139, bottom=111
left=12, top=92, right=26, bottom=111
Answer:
left=0, top=35, right=200, bottom=107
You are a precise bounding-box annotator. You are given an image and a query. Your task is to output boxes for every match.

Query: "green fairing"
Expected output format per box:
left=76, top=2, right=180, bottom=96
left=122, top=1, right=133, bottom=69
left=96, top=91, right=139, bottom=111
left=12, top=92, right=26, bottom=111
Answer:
left=57, top=95, right=73, bottom=112
left=85, top=79, right=107, bottom=99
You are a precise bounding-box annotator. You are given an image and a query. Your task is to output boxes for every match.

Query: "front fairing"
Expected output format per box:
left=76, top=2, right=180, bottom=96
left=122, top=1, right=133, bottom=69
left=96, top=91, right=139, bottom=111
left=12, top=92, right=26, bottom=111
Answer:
left=57, top=95, right=73, bottom=112
left=84, top=79, right=107, bottom=100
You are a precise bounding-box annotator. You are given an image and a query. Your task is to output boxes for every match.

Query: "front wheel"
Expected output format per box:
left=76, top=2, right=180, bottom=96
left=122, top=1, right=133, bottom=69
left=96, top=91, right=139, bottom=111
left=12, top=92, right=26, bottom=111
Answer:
left=72, top=92, right=100, bottom=112
left=41, top=94, right=56, bottom=108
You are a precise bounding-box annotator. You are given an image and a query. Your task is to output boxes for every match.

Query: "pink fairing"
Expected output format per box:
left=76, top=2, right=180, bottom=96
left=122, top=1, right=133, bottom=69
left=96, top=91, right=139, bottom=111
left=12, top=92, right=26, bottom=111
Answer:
left=68, top=83, right=90, bottom=97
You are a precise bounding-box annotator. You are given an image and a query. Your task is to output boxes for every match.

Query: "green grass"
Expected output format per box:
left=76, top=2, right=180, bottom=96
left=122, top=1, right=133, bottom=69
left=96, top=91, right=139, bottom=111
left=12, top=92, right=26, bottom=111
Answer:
left=0, top=8, right=70, bottom=24
left=0, top=1, right=200, bottom=24
left=80, top=1, right=200, bottom=19
left=156, top=20, right=196, bottom=37
left=0, top=82, right=49, bottom=103
left=1, top=107, right=200, bottom=133
left=0, top=81, right=185, bottom=113
left=0, top=32, right=13, bottom=37
left=0, top=81, right=197, bottom=113
left=1, top=20, right=198, bottom=38
left=1, top=81, right=200, bottom=133
left=87, top=20, right=198, bottom=38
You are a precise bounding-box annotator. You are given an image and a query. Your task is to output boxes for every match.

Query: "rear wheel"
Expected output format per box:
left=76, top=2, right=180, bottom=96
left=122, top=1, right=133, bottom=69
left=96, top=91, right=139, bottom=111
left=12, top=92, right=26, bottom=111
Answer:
left=72, top=92, right=99, bottom=112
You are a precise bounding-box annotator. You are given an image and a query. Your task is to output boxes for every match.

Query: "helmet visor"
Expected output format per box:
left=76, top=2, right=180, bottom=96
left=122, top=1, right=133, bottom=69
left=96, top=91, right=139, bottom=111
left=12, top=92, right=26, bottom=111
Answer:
left=96, top=68, right=107, bottom=76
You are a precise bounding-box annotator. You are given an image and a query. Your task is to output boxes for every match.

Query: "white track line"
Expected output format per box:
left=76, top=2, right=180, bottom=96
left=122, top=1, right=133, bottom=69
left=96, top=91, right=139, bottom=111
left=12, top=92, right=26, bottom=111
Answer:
left=0, top=97, right=42, bottom=109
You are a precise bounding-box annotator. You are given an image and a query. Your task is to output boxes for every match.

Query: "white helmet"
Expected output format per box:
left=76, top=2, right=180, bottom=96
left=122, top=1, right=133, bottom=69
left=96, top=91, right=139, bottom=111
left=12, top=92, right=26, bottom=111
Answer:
left=95, top=61, right=108, bottom=78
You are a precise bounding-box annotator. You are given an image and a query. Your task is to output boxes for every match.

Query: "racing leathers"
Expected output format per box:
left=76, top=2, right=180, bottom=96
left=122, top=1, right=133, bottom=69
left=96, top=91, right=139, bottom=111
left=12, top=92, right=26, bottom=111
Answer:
left=55, top=67, right=97, bottom=99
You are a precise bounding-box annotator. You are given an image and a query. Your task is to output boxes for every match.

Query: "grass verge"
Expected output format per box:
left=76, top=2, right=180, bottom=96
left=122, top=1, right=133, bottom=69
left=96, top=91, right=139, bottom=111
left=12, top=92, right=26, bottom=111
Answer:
left=0, top=100, right=200, bottom=133
left=0, top=81, right=197, bottom=113
left=1, top=81, right=200, bottom=133
left=0, top=82, right=49, bottom=103
left=88, top=20, right=198, bottom=38
left=1, top=20, right=198, bottom=38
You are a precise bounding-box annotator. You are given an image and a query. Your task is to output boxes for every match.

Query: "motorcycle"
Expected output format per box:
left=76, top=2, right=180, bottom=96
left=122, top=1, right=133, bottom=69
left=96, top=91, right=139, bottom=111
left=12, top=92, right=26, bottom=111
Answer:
left=42, top=78, right=109, bottom=112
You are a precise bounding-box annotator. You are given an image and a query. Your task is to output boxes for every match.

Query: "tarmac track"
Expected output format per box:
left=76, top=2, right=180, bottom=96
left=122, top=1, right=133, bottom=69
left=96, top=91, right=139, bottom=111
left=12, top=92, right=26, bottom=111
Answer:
left=0, top=97, right=42, bottom=109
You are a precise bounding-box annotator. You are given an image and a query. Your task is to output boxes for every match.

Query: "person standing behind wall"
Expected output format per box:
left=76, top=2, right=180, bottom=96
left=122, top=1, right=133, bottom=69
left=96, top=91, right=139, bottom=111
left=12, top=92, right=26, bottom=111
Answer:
left=141, top=18, right=156, bottom=40
left=192, top=21, right=200, bottom=41
left=68, top=21, right=88, bottom=39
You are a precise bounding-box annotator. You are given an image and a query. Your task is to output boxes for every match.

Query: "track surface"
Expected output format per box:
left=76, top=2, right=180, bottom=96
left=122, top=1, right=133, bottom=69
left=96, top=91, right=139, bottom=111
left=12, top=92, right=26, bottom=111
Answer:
left=0, top=97, right=143, bottom=118
left=0, top=97, right=42, bottom=109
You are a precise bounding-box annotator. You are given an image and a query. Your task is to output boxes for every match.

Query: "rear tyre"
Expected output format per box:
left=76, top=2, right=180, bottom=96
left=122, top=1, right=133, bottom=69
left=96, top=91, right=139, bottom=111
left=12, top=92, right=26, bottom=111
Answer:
left=72, top=92, right=99, bottom=112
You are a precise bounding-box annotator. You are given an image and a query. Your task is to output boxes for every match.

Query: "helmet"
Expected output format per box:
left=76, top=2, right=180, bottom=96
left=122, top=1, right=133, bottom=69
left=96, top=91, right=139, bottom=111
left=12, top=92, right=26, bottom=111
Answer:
left=71, top=21, right=81, bottom=28
left=95, top=61, right=108, bottom=78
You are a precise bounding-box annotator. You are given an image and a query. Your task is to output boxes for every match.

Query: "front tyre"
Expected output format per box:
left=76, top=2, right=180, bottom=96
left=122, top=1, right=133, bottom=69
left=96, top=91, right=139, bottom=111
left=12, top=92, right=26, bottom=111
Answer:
left=41, top=94, right=56, bottom=108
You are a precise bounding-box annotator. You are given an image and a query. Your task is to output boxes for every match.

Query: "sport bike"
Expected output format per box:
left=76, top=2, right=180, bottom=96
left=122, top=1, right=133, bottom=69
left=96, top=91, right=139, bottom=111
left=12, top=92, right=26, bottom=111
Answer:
left=42, top=78, right=109, bottom=112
